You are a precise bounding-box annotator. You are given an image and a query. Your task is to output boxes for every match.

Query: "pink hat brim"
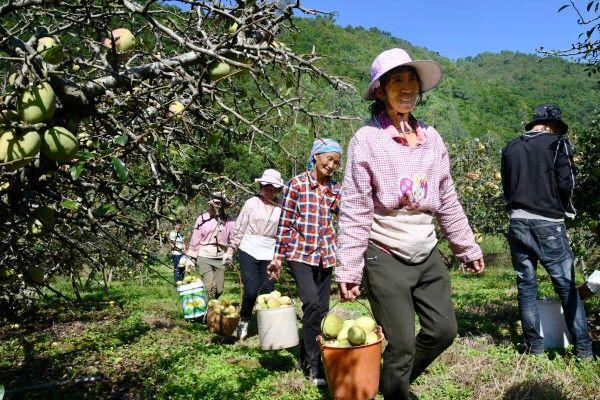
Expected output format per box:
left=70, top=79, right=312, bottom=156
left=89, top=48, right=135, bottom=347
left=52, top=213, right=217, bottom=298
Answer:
left=364, top=60, right=442, bottom=100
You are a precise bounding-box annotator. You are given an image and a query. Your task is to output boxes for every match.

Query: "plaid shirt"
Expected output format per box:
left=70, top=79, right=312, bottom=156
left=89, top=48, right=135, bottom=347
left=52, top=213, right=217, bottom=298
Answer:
left=274, top=171, right=341, bottom=268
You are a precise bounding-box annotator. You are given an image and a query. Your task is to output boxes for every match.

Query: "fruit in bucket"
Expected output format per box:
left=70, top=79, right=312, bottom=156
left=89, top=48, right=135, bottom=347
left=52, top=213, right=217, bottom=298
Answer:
left=207, top=299, right=239, bottom=318
left=321, top=314, right=342, bottom=339
left=321, top=315, right=381, bottom=347
left=355, top=316, right=376, bottom=332
left=347, top=326, right=366, bottom=346
left=255, top=290, right=293, bottom=310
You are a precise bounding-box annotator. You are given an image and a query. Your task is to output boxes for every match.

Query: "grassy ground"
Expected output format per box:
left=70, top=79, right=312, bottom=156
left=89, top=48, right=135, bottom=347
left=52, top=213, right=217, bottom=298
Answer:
left=1, top=248, right=599, bottom=399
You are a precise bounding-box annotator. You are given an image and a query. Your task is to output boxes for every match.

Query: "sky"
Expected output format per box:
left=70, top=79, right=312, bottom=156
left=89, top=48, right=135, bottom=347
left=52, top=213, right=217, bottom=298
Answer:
left=296, top=0, right=589, bottom=59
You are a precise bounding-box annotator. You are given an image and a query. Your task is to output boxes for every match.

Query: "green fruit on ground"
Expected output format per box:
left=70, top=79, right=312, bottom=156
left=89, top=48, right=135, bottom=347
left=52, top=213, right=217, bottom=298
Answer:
left=18, top=82, right=56, bottom=123
left=221, top=115, right=230, bottom=126
left=267, top=298, right=281, bottom=309
left=0, top=130, right=42, bottom=169
left=102, top=28, right=135, bottom=53
left=26, top=266, right=45, bottom=285
left=37, top=37, right=64, bottom=64
left=347, top=325, right=366, bottom=346
left=168, top=101, right=185, bottom=117
left=41, top=126, right=79, bottom=162
left=338, top=339, right=351, bottom=348
left=365, top=331, right=379, bottom=345
left=321, top=314, right=342, bottom=339
left=28, top=218, right=44, bottom=235
left=209, top=62, right=232, bottom=81
left=7, top=72, right=18, bottom=86
left=355, top=316, right=377, bottom=332
left=33, top=206, right=56, bottom=230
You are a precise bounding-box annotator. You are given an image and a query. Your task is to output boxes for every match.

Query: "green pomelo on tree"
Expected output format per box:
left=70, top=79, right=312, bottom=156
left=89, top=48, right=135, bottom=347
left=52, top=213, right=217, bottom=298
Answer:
left=17, top=82, right=56, bottom=123
left=0, top=130, right=42, bottom=169
left=37, top=37, right=64, bottom=64
left=41, top=126, right=79, bottom=162
left=209, top=62, right=232, bottom=81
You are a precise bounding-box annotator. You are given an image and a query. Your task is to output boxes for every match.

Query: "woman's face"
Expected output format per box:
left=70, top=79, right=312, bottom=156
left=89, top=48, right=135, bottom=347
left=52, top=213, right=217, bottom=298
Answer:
left=375, top=68, right=420, bottom=116
left=314, top=151, right=341, bottom=178
left=259, top=184, right=280, bottom=201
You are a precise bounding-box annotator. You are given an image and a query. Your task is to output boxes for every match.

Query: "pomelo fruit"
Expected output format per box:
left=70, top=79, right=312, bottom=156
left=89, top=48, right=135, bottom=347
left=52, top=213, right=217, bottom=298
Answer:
left=365, top=331, right=379, bottom=345
left=41, top=126, right=79, bottom=162
left=37, top=37, right=64, bottom=64
left=168, top=101, right=185, bottom=117
left=209, top=62, right=231, bottom=81
left=267, top=298, right=281, bottom=309
left=0, top=129, right=42, bottom=169
left=321, top=314, right=342, bottom=339
left=17, top=82, right=56, bottom=123
left=269, top=290, right=281, bottom=299
left=338, top=339, right=351, bottom=348
left=102, top=28, right=135, bottom=53
left=336, top=319, right=355, bottom=342
left=279, top=296, right=292, bottom=306
left=347, top=325, right=366, bottom=346
left=355, top=316, right=376, bottom=332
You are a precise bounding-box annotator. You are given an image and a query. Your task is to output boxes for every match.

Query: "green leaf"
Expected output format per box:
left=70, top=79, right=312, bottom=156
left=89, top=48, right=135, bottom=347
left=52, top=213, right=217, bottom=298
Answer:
left=70, top=162, right=85, bottom=180
left=114, top=134, right=129, bottom=146
left=93, top=204, right=117, bottom=217
left=111, top=156, right=129, bottom=182
left=60, top=200, right=79, bottom=210
left=156, top=137, right=163, bottom=159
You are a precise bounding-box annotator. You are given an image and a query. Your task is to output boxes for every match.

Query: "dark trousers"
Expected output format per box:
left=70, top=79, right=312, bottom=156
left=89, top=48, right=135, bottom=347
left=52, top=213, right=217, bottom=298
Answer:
left=239, top=250, right=274, bottom=321
left=289, top=261, right=332, bottom=374
left=172, top=254, right=184, bottom=283
left=508, top=218, right=592, bottom=358
left=363, top=244, right=457, bottom=400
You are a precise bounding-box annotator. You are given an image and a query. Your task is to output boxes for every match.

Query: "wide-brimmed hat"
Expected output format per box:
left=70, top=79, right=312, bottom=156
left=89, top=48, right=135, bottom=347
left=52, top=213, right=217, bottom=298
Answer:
left=525, top=103, right=568, bottom=134
left=254, top=169, right=284, bottom=188
left=207, top=191, right=232, bottom=208
left=364, top=48, right=442, bottom=100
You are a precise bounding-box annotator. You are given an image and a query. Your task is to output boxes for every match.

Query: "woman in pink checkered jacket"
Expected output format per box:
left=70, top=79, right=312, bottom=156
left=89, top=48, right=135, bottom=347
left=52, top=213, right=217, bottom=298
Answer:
left=336, top=48, right=485, bottom=400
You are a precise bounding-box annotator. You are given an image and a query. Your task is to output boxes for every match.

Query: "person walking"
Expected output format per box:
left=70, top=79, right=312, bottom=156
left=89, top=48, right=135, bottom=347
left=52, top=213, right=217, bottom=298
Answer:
left=187, top=192, right=235, bottom=300
left=501, top=103, right=593, bottom=360
left=267, top=138, right=342, bottom=386
left=223, top=169, right=284, bottom=340
left=336, top=48, right=485, bottom=399
left=168, top=219, right=186, bottom=283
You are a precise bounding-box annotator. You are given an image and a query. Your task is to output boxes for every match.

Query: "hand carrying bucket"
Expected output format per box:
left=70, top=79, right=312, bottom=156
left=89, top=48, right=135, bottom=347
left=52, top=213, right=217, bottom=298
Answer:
left=177, top=281, right=207, bottom=319
left=318, top=327, right=383, bottom=400
left=257, top=303, right=300, bottom=350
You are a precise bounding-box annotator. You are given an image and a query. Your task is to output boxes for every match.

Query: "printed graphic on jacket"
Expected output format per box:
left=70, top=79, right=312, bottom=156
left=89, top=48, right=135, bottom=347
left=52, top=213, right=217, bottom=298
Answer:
left=398, top=174, right=428, bottom=210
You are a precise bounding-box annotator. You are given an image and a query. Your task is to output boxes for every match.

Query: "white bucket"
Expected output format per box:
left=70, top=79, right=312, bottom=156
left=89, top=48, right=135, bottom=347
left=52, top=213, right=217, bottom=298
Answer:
left=537, top=299, right=572, bottom=349
left=257, top=304, right=300, bottom=350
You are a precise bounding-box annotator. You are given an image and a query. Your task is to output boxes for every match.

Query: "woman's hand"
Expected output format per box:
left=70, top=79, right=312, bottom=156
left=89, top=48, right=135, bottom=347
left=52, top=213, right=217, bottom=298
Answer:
left=267, top=259, right=283, bottom=280
left=464, top=258, right=485, bottom=274
left=221, top=250, right=233, bottom=266
left=338, top=282, right=361, bottom=301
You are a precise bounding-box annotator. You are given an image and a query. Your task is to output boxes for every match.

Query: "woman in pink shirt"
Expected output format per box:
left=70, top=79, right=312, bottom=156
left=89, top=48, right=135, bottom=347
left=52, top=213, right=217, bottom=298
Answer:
left=222, top=169, right=284, bottom=340
left=187, top=192, right=235, bottom=300
left=336, top=48, right=485, bottom=399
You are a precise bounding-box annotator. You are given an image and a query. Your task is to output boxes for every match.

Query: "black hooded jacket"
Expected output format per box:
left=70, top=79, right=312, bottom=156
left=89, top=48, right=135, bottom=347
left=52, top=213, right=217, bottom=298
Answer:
left=501, top=131, right=576, bottom=219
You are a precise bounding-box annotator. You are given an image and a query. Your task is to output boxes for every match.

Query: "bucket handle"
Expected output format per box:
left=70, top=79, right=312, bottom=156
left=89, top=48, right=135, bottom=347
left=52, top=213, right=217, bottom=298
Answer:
left=324, top=298, right=375, bottom=320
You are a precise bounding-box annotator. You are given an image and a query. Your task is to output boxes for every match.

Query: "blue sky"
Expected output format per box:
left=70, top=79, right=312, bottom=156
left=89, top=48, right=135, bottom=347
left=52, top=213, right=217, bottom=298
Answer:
left=296, top=0, right=588, bottom=59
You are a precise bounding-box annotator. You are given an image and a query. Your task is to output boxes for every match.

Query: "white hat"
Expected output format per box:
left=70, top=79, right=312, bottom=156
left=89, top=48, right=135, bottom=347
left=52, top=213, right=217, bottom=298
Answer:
left=364, top=48, right=442, bottom=100
left=254, top=169, right=284, bottom=188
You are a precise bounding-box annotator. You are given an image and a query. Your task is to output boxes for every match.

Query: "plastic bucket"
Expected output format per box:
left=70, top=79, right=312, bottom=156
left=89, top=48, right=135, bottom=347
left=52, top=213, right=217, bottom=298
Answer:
left=318, top=328, right=383, bottom=400
left=537, top=299, right=572, bottom=349
left=206, top=308, right=240, bottom=336
left=257, top=303, right=300, bottom=350
left=177, top=281, right=207, bottom=319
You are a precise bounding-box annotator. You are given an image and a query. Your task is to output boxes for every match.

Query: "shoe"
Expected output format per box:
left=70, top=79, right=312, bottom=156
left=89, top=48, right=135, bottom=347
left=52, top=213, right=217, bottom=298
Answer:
left=237, top=321, right=249, bottom=340
left=308, top=367, right=326, bottom=386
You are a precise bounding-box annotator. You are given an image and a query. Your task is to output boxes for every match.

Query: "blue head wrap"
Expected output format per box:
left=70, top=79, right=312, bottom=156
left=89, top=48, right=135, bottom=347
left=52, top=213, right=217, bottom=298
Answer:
left=306, top=138, right=342, bottom=171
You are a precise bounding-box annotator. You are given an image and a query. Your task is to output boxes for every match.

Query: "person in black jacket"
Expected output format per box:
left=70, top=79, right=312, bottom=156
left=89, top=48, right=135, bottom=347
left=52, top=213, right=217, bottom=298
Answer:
left=501, top=103, right=593, bottom=360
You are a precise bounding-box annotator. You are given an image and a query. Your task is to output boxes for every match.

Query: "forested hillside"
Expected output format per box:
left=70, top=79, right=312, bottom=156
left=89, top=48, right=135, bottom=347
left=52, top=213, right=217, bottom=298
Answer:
left=285, top=16, right=600, bottom=141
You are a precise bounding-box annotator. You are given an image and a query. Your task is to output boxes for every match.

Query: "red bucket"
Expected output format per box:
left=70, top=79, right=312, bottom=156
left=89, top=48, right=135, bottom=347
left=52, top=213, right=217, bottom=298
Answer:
left=318, top=328, right=383, bottom=400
